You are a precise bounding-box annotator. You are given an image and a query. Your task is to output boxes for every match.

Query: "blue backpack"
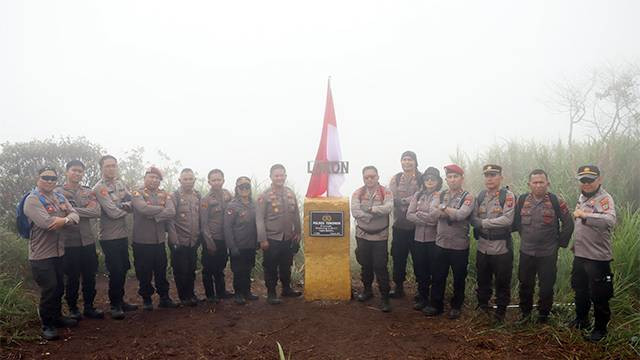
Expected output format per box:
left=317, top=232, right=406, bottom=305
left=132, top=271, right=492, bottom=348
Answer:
left=16, top=189, right=66, bottom=239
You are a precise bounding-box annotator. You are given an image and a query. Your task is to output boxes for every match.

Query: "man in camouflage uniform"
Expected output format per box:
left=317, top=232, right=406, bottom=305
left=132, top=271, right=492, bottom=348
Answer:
left=56, top=160, right=103, bottom=320
left=256, top=164, right=302, bottom=305
left=570, top=165, right=617, bottom=342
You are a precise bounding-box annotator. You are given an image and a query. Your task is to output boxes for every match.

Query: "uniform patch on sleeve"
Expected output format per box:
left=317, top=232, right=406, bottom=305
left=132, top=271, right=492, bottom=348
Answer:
left=600, top=197, right=610, bottom=211
left=463, top=195, right=473, bottom=206
left=100, top=187, right=108, bottom=196
left=132, top=190, right=140, bottom=197
left=227, top=209, right=234, bottom=215
left=506, top=194, right=514, bottom=208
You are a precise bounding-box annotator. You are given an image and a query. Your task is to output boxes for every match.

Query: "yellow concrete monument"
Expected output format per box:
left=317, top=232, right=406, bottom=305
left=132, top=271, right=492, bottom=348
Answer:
left=303, top=196, right=351, bottom=301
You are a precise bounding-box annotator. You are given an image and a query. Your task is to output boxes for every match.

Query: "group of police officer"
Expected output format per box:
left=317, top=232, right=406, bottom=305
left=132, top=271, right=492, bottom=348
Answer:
left=351, top=151, right=616, bottom=342
left=24, top=156, right=302, bottom=341
left=24, top=152, right=616, bottom=343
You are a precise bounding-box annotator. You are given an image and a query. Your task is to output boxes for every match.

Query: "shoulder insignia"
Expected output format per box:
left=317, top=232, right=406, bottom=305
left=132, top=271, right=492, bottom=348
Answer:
left=463, top=194, right=473, bottom=206
left=132, top=190, right=140, bottom=197
left=506, top=195, right=514, bottom=208
left=100, top=187, right=108, bottom=196
left=600, top=197, right=610, bottom=211
left=227, top=209, right=234, bottom=215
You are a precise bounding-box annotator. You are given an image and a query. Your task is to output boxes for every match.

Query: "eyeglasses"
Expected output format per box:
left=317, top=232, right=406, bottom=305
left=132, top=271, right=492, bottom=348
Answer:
left=237, top=183, right=251, bottom=190
left=40, top=175, right=58, bottom=182
left=579, top=178, right=596, bottom=184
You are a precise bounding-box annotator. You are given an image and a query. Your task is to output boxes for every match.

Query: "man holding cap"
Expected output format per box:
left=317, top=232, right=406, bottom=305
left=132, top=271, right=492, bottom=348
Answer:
left=131, top=167, right=178, bottom=310
left=570, top=165, right=617, bottom=342
left=471, top=164, right=515, bottom=322
left=423, top=164, right=474, bottom=319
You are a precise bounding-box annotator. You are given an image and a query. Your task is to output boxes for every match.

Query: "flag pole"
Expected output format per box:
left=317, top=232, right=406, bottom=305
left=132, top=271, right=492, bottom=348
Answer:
left=326, top=76, right=331, bottom=197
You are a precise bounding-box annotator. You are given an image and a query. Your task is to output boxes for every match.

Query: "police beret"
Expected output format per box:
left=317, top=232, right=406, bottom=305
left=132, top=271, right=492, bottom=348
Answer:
left=145, top=166, right=163, bottom=180
left=444, top=164, right=464, bottom=175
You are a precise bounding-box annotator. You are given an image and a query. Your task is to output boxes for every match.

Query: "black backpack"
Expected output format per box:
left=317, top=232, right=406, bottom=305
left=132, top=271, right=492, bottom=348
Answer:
left=512, top=192, right=561, bottom=233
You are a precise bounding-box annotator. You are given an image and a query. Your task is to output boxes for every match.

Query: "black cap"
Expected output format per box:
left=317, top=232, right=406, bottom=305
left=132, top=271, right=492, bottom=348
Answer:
left=577, top=165, right=600, bottom=180
left=482, top=164, right=502, bottom=175
left=401, top=151, right=418, bottom=168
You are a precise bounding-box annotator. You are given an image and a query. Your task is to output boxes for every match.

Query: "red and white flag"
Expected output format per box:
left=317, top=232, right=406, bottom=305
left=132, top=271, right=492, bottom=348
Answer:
left=306, top=80, right=345, bottom=197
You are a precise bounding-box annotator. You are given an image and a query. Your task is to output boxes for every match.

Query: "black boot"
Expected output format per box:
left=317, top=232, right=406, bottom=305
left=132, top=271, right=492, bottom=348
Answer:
left=245, top=291, right=259, bottom=301
left=494, top=307, right=506, bottom=323
left=54, top=316, right=78, bottom=328
left=422, top=306, right=443, bottom=317
left=357, top=287, right=373, bottom=302
left=83, top=306, right=104, bottom=319
left=110, top=305, right=125, bottom=320
left=234, top=293, right=247, bottom=305
left=41, top=325, right=59, bottom=340
left=68, top=307, right=82, bottom=321
left=380, top=296, right=391, bottom=313
left=447, top=308, right=462, bottom=320
left=413, top=296, right=428, bottom=310
left=588, top=328, right=607, bottom=342
left=388, top=284, right=404, bottom=299
left=282, top=286, right=302, bottom=298
left=142, top=297, right=154, bottom=311
left=267, top=290, right=282, bottom=305
left=158, top=296, right=178, bottom=308
left=122, top=302, right=139, bottom=312
left=569, top=317, right=590, bottom=330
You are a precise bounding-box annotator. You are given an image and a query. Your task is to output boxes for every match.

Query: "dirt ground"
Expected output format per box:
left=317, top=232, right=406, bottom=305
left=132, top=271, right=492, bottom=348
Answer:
left=1, top=273, right=603, bottom=360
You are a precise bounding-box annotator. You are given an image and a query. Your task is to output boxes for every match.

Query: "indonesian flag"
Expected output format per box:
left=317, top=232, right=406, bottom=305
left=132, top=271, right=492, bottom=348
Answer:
left=306, top=80, right=345, bottom=197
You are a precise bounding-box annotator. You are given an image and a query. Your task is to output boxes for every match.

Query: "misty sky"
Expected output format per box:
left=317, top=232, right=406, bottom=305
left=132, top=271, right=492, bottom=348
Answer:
left=1, top=0, right=639, bottom=195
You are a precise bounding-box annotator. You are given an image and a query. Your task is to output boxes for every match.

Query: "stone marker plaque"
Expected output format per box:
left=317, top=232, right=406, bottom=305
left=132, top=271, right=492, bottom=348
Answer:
left=309, top=211, right=344, bottom=237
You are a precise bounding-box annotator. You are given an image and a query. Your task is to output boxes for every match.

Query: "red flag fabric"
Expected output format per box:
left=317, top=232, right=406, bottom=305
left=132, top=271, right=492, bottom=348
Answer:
left=306, top=80, right=345, bottom=197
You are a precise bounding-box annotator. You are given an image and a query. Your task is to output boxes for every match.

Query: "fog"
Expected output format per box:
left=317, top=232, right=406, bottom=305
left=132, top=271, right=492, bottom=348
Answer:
left=1, top=0, right=639, bottom=194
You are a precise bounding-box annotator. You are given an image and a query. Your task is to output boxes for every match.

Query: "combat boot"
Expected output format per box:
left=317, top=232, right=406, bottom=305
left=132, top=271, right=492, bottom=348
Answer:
left=282, top=287, right=302, bottom=298
left=568, top=317, right=590, bottom=330
left=68, top=307, right=82, bottom=321
left=54, top=316, right=78, bottom=328
left=245, top=292, right=259, bottom=301
left=158, top=296, right=178, bottom=308
left=234, top=293, right=247, bottom=305
left=357, top=287, right=373, bottom=302
left=380, top=296, right=391, bottom=313
left=110, top=305, right=125, bottom=320
left=422, top=306, right=443, bottom=317
left=447, top=308, right=462, bottom=320
left=142, top=297, right=154, bottom=311
left=41, top=325, right=59, bottom=341
left=83, top=306, right=105, bottom=319
left=122, top=302, right=139, bottom=312
left=267, top=290, right=282, bottom=305
left=494, top=307, right=506, bottom=323
left=588, top=328, right=607, bottom=342
left=389, top=284, right=404, bottom=299
left=413, top=297, right=429, bottom=310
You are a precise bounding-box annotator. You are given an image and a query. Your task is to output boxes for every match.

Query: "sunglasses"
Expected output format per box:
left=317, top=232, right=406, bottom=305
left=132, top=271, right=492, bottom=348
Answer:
left=237, top=183, right=251, bottom=190
left=40, top=175, right=58, bottom=182
left=579, top=178, right=596, bottom=184
left=423, top=176, right=438, bottom=182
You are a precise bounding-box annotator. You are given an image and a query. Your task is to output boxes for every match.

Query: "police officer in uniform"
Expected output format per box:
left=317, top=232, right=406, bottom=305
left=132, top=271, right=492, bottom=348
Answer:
left=351, top=166, right=394, bottom=312
left=406, top=167, right=442, bottom=310
left=168, top=168, right=201, bottom=306
left=131, top=167, right=178, bottom=310
left=56, top=160, right=104, bottom=320
left=423, top=164, right=474, bottom=319
left=470, top=164, right=515, bottom=322
left=224, top=176, right=259, bottom=305
left=93, top=155, right=138, bottom=319
left=24, top=166, right=80, bottom=340
left=200, top=169, right=234, bottom=302
left=388, top=151, right=421, bottom=298
left=513, top=169, right=573, bottom=323
left=570, top=165, right=616, bottom=342
left=256, top=164, right=303, bottom=304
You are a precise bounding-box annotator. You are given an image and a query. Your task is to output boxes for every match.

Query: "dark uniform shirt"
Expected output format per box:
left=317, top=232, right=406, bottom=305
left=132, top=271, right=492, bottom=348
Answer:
left=168, top=188, right=201, bottom=247
left=518, top=193, right=573, bottom=257
left=224, top=198, right=257, bottom=251
left=256, top=186, right=301, bottom=243
left=131, top=187, right=176, bottom=244
left=23, top=190, right=79, bottom=260
left=55, top=184, right=101, bottom=247
left=573, top=187, right=616, bottom=261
